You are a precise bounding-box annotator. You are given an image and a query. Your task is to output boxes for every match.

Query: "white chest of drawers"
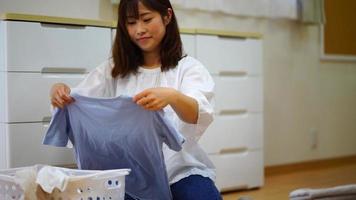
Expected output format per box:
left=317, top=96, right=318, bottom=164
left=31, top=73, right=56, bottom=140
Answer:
left=0, top=20, right=112, bottom=168
left=196, top=33, right=264, bottom=191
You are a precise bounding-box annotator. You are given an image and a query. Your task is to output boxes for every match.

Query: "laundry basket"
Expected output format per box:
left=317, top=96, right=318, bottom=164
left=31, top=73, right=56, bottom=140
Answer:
left=0, top=165, right=130, bottom=200
left=0, top=166, right=37, bottom=200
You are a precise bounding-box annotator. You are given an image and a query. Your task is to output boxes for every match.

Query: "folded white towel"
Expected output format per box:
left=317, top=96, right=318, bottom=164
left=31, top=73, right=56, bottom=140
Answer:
left=290, top=184, right=356, bottom=200
left=36, top=166, right=70, bottom=193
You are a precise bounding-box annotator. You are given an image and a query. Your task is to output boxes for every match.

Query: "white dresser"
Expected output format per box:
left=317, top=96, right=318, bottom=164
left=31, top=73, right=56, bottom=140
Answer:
left=0, top=15, right=112, bottom=168
left=196, top=32, right=264, bottom=191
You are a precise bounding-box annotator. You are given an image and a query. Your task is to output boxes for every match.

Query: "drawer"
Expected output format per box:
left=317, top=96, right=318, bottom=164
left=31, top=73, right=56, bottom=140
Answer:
left=209, top=150, right=264, bottom=191
left=214, top=76, right=263, bottom=113
left=199, top=114, right=263, bottom=154
left=5, top=21, right=111, bottom=72
left=181, top=34, right=196, bottom=57
left=196, top=34, right=262, bottom=75
left=7, top=122, right=75, bottom=168
left=0, top=22, right=5, bottom=72
left=0, top=72, right=5, bottom=123
left=0, top=123, right=5, bottom=168
left=6, top=72, right=84, bottom=122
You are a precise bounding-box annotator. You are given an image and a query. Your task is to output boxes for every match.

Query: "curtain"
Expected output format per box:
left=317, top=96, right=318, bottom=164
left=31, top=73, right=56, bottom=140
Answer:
left=171, top=0, right=298, bottom=19
left=297, top=0, right=325, bottom=24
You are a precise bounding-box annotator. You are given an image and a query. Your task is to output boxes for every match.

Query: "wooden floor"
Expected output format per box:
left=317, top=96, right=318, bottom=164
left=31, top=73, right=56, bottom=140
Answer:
left=222, top=156, right=356, bottom=200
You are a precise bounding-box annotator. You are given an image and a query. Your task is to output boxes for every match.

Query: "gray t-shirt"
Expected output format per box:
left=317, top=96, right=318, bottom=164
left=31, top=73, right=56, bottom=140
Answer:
left=43, top=93, right=185, bottom=200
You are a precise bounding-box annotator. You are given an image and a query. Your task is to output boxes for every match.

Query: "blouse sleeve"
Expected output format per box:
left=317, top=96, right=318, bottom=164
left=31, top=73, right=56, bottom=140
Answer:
left=178, top=58, right=215, bottom=141
left=70, top=60, right=116, bottom=98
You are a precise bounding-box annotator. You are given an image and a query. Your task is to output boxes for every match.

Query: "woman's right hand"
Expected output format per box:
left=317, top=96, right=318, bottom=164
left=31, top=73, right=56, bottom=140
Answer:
left=50, top=83, right=74, bottom=108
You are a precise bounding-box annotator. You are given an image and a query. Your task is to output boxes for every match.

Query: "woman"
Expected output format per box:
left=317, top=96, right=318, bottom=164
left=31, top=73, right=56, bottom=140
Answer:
left=50, top=0, right=221, bottom=199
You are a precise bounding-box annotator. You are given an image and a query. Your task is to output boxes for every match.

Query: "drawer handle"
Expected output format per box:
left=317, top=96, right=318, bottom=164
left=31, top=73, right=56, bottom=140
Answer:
left=217, top=35, right=247, bottom=40
left=42, top=116, right=52, bottom=122
left=220, top=147, right=248, bottom=155
left=219, top=109, right=248, bottom=115
left=40, top=22, right=86, bottom=29
left=218, top=71, right=247, bottom=77
left=42, top=116, right=52, bottom=127
left=41, top=67, right=87, bottom=74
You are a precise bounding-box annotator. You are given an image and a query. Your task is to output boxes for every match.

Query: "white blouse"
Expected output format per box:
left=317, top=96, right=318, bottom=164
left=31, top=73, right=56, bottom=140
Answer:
left=71, top=56, right=216, bottom=184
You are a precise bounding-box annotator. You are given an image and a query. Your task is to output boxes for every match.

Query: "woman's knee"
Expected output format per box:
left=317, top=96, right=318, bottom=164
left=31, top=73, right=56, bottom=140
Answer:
left=170, top=175, right=222, bottom=200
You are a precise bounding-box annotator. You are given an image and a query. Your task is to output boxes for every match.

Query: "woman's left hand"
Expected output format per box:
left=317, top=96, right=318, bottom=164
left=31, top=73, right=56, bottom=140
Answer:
left=133, top=87, right=177, bottom=111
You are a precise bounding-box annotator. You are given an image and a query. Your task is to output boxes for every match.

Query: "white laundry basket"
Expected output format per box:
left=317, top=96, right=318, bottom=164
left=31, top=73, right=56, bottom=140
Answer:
left=0, top=165, right=130, bottom=200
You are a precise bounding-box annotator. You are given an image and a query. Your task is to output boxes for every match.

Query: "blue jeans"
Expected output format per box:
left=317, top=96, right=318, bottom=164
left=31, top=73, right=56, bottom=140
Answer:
left=125, top=175, right=222, bottom=200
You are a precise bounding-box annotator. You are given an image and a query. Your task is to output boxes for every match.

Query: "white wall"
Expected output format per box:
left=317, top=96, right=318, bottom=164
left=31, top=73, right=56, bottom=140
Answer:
left=262, top=20, right=356, bottom=165
left=1, top=0, right=355, bottom=166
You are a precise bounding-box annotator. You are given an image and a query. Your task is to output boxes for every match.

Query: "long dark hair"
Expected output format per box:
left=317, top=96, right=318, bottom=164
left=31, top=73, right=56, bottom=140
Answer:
left=112, top=0, right=184, bottom=78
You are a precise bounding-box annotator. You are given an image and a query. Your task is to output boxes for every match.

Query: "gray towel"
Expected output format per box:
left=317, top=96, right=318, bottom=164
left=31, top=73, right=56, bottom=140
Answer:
left=290, top=184, right=356, bottom=200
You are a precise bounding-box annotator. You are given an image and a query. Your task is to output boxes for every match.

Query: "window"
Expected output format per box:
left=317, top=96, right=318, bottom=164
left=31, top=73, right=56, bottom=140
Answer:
left=321, top=0, right=356, bottom=61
